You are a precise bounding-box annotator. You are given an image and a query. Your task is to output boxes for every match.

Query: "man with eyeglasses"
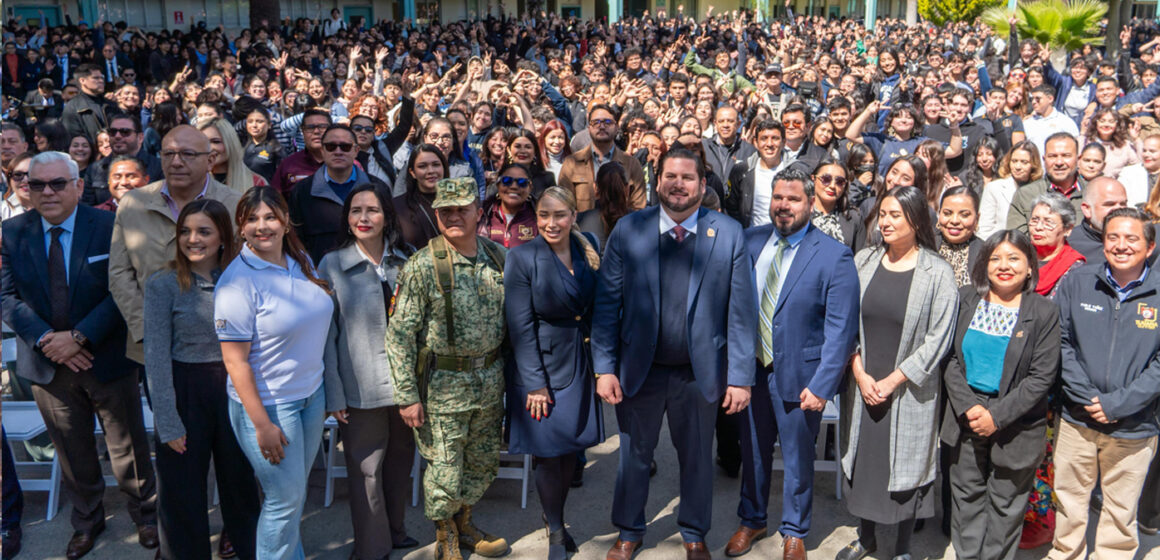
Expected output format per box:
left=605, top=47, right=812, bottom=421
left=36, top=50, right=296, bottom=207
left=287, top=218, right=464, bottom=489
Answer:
left=272, top=108, right=331, bottom=195
left=61, top=64, right=113, bottom=147
left=1023, top=85, right=1079, bottom=157
left=1, top=151, right=158, bottom=559
left=558, top=104, right=646, bottom=212
left=288, top=124, right=390, bottom=263
left=110, top=125, right=240, bottom=368
left=82, top=114, right=162, bottom=206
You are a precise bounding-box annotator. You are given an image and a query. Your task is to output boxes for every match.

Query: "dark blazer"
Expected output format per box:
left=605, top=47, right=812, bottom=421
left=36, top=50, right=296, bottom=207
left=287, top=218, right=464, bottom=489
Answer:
left=505, top=236, right=595, bottom=391
left=940, top=287, right=1061, bottom=470
left=592, top=207, right=757, bottom=402
left=0, top=206, right=135, bottom=384
left=22, top=90, right=64, bottom=121
left=745, top=224, right=860, bottom=401
left=724, top=152, right=788, bottom=228
left=815, top=208, right=867, bottom=253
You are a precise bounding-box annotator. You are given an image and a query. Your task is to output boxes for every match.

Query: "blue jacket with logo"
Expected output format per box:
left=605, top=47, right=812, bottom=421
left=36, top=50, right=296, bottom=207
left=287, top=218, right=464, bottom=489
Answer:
left=1056, top=263, right=1160, bottom=439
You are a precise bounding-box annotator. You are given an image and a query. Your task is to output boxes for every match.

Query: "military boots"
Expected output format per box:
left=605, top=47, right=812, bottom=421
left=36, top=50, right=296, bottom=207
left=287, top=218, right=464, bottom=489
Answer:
left=434, top=520, right=463, bottom=560
left=453, top=506, right=510, bottom=557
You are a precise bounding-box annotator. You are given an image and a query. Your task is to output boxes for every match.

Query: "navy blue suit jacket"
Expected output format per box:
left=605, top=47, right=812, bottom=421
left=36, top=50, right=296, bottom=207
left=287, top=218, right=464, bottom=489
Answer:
left=592, top=206, right=757, bottom=402
left=1, top=205, right=134, bottom=384
left=505, top=236, right=594, bottom=391
left=746, top=224, right=860, bottom=402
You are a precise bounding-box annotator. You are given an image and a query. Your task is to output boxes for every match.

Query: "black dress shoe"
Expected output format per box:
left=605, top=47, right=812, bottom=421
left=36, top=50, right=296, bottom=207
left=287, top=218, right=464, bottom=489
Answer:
left=570, top=465, right=584, bottom=488
left=562, top=529, right=577, bottom=553
left=218, top=530, right=236, bottom=558
left=834, top=539, right=875, bottom=560
left=717, top=457, right=740, bottom=478
left=2, top=527, right=21, bottom=560
left=394, top=536, right=420, bottom=549
left=66, top=520, right=106, bottom=560
left=138, top=524, right=160, bottom=549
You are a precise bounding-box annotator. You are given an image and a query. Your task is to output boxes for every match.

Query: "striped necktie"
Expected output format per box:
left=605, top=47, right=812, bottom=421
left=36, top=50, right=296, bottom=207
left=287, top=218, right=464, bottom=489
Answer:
left=758, top=238, right=789, bottom=367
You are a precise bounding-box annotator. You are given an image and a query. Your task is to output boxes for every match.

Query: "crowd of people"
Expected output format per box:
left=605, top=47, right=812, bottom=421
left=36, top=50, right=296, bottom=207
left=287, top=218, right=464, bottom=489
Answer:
left=3, top=3, right=1160, bottom=560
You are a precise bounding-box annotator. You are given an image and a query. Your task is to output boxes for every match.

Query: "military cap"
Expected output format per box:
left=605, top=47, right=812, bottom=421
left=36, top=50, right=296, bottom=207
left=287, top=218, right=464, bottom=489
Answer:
left=432, top=177, right=479, bottom=208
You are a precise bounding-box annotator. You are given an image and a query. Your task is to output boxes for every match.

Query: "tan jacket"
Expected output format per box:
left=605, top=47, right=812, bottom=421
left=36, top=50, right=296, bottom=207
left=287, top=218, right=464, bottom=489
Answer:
left=109, top=178, right=240, bottom=363
left=557, top=145, right=647, bottom=212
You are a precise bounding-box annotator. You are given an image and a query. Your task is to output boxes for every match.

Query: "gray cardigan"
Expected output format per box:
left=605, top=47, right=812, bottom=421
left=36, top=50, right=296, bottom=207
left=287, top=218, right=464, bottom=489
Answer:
left=318, top=243, right=409, bottom=412
left=143, top=269, right=223, bottom=443
left=840, top=246, right=959, bottom=492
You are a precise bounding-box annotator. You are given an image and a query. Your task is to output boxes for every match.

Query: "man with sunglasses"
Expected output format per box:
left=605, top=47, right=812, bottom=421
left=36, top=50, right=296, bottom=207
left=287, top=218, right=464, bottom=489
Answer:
left=271, top=108, right=331, bottom=195
left=82, top=114, right=162, bottom=206
left=288, top=124, right=390, bottom=263
left=2, top=151, right=157, bottom=559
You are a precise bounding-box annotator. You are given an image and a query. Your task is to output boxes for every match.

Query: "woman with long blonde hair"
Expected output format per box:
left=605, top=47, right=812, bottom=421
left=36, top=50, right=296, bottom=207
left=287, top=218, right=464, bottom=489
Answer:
left=198, top=118, right=268, bottom=193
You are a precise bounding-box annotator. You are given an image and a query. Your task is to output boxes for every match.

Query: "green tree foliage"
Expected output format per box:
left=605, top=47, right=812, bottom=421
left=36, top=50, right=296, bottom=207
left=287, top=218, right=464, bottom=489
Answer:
left=981, top=0, right=1107, bottom=51
left=919, top=0, right=1004, bottom=26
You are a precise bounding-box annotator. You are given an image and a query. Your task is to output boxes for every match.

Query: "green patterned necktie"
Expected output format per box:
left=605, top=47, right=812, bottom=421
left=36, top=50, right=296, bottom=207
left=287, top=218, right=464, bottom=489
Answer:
left=758, top=238, right=789, bottom=367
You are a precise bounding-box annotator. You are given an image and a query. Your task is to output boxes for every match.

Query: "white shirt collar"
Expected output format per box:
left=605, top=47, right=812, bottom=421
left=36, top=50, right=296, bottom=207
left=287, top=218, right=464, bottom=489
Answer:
left=659, top=207, right=699, bottom=235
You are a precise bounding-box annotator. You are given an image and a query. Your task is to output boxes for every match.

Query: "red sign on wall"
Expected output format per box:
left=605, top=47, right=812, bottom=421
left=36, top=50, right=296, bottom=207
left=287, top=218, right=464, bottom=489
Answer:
left=174, top=11, right=184, bottom=24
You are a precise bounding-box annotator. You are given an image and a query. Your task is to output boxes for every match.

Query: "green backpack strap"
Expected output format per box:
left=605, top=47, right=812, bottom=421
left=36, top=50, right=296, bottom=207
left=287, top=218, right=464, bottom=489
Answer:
left=477, top=236, right=506, bottom=275
left=428, top=236, right=457, bottom=351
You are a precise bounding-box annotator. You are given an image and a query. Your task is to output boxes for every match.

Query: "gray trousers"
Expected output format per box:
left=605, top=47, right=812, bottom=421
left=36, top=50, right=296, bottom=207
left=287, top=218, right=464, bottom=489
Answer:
left=343, top=405, right=415, bottom=560
left=948, top=433, right=1039, bottom=560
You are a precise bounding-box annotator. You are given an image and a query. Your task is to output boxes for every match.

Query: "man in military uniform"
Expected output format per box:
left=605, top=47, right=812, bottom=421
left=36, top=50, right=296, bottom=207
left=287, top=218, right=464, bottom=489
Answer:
left=385, top=177, right=510, bottom=560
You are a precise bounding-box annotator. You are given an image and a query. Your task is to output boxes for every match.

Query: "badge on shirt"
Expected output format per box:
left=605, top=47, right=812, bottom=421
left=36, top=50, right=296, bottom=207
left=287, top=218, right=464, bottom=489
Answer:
left=706, top=228, right=716, bottom=238
left=1137, top=303, right=1157, bottom=330
left=215, top=319, right=227, bottom=332
left=389, top=278, right=402, bottom=317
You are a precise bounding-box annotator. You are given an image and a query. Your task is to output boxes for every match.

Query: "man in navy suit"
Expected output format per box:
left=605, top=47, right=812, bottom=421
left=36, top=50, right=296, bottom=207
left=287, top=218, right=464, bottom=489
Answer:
left=725, top=167, right=860, bottom=560
left=593, top=147, right=757, bottom=560
left=0, top=152, right=157, bottom=559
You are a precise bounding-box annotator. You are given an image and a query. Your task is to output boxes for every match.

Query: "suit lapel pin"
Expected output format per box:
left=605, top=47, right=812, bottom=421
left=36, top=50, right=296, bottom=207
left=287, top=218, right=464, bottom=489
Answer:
left=707, top=228, right=716, bottom=238
left=1015, top=331, right=1024, bottom=338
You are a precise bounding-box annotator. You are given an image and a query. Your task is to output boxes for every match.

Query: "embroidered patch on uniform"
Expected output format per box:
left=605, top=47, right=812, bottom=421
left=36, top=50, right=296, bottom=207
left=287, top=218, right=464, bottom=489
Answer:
left=215, top=319, right=227, bottom=331
left=1136, top=303, right=1157, bottom=330
left=518, top=224, right=535, bottom=240
left=389, top=280, right=402, bottom=317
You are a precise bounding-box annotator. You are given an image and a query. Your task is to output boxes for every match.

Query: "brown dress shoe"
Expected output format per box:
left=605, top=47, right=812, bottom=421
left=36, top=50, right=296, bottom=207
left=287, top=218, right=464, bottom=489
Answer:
left=606, top=539, right=641, bottom=560
left=684, top=541, right=712, bottom=560
left=725, top=526, right=767, bottom=557
left=137, top=524, right=159, bottom=549
left=782, top=536, right=806, bottom=560
left=66, top=521, right=105, bottom=560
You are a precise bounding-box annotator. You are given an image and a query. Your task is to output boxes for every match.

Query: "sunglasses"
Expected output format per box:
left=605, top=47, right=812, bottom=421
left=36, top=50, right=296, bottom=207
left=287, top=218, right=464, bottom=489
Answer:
left=108, top=127, right=136, bottom=137
left=782, top=120, right=804, bottom=129
left=28, top=178, right=73, bottom=192
left=590, top=118, right=617, bottom=128
left=499, top=176, right=530, bottom=188
left=323, top=142, right=354, bottom=153
left=8, top=171, right=27, bottom=182
left=351, top=125, right=374, bottom=133
left=816, top=174, right=847, bottom=188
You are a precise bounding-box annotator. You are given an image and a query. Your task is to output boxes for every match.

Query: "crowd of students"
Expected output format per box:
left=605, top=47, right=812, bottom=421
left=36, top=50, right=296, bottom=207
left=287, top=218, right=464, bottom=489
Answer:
left=3, top=4, right=1160, bottom=560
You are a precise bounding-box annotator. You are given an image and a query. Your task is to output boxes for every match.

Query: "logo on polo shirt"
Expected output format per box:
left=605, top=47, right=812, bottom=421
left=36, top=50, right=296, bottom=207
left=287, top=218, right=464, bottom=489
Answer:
left=215, top=319, right=227, bottom=332
left=1136, top=303, right=1157, bottom=330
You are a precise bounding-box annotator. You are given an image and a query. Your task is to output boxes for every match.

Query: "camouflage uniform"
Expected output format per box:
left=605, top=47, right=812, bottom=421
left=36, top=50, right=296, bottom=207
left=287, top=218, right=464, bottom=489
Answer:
left=385, top=178, right=508, bottom=522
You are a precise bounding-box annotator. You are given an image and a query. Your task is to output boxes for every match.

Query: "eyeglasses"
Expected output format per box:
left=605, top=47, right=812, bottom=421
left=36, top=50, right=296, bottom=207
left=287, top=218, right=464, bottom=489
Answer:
left=323, top=142, right=354, bottom=153
left=782, top=120, right=804, bottom=129
left=302, top=123, right=329, bottom=132
left=8, top=171, right=27, bottom=182
left=351, top=125, right=374, bottom=133
left=161, top=150, right=211, bottom=162
left=816, top=174, right=847, bottom=188
left=27, top=178, right=74, bottom=192
left=1028, top=216, right=1060, bottom=231
left=426, top=133, right=453, bottom=143
left=499, top=176, right=530, bottom=188
left=590, top=118, right=617, bottom=128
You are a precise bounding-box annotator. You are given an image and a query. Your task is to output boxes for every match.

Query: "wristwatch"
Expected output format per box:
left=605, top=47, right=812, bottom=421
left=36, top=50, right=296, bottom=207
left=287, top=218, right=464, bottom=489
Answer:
left=70, top=329, right=89, bottom=347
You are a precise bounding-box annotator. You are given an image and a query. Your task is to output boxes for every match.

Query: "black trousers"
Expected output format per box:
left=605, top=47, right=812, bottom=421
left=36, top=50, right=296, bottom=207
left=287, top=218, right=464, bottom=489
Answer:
left=30, top=368, right=157, bottom=532
left=2, top=428, right=23, bottom=531
left=948, top=433, right=1040, bottom=560
left=155, top=362, right=260, bottom=560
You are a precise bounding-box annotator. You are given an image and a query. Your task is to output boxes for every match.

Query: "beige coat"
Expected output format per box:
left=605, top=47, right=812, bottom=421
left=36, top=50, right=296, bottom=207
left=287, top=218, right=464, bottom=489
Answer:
left=557, top=145, right=647, bottom=213
left=109, top=178, right=240, bottom=363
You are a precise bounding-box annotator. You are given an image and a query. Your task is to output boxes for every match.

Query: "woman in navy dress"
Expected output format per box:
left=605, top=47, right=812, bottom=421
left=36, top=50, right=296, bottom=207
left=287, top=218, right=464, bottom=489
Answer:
left=505, top=186, right=605, bottom=560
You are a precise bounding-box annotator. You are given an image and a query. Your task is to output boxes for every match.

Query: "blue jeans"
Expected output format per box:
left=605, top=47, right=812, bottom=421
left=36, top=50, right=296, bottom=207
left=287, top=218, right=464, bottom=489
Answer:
left=228, top=386, right=324, bottom=560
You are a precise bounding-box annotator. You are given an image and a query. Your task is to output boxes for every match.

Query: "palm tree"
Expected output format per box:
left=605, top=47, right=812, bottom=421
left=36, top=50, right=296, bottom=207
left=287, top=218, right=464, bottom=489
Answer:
left=982, top=0, right=1107, bottom=67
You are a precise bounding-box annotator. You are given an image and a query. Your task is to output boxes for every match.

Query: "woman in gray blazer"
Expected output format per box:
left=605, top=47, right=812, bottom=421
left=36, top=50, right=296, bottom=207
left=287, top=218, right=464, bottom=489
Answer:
left=319, top=184, right=418, bottom=560
left=837, top=186, right=959, bottom=560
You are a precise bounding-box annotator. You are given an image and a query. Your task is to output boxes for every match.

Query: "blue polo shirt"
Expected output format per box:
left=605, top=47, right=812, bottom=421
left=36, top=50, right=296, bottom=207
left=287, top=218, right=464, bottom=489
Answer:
left=215, top=244, right=334, bottom=405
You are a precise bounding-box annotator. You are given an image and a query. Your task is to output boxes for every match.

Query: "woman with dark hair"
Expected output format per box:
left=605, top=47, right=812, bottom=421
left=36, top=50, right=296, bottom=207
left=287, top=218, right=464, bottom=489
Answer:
left=539, top=120, right=572, bottom=182
left=942, top=229, right=1060, bottom=560
left=576, top=161, right=632, bottom=249
left=507, top=129, right=556, bottom=199
left=68, top=134, right=97, bottom=179
left=481, top=127, right=511, bottom=184
left=847, top=100, right=962, bottom=176
left=872, top=48, right=903, bottom=106
left=1077, top=142, right=1107, bottom=183
left=936, top=186, right=984, bottom=288
left=811, top=158, right=865, bottom=251
left=861, top=155, right=930, bottom=243
left=839, top=186, right=958, bottom=560
left=800, top=117, right=839, bottom=167
left=1081, top=108, right=1138, bottom=179
left=393, top=117, right=481, bottom=199
left=215, top=187, right=335, bottom=560
left=33, top=120, right=71, bottom=153
left=917, top=139, right=953, bottom=208
left=318, top=184, right=418, bottom=560
left=145, top=199, right=260, bottom=560
left=479, top=163, right=538, bottom=248
left=392, top=143, right=449, bottom=249
left=961, top=137, right=1000, bottom=196
left=845, top=143, right=880, bottom=209
left=148, top=102, right=186, bottom=152
left=241, top=106, right=285, bottom=183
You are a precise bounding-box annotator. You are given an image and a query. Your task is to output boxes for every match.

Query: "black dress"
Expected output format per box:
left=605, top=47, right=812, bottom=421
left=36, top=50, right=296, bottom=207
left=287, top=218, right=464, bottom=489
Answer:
left=844, top=262, right=934, bottom=524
